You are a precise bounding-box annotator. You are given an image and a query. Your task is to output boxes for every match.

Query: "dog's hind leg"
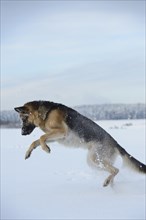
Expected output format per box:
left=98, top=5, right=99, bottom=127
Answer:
left=102, top=161, right=119, bottom=187
left=25, top=139, right=40, bottom=159
left=87, top=150, right=119, bottom=187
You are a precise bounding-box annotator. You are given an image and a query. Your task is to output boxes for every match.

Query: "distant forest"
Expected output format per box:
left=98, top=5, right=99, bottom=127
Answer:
left=0, top=103, right=145, bottom=128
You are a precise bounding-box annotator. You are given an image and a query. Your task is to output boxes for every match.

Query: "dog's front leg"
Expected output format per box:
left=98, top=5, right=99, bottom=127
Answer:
left=39, top=128, right=66, bottom=154
left=39, top=134, right=51, bottom=154
left=25, top=139, right=40, bottom=159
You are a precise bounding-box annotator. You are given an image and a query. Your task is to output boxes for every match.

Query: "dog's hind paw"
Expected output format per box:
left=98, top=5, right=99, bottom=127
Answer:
left=103, top=177, right=111, bottom=187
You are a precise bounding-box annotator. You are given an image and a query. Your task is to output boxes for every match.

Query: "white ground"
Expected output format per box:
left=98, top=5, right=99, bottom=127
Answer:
left=1, top=119, right=146, bottom=220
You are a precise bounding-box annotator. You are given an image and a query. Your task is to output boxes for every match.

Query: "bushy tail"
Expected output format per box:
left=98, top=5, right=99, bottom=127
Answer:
left=116, top=144, right=146, bottom=174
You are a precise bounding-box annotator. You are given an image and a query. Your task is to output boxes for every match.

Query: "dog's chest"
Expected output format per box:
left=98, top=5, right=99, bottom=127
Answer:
left=58, top=130, right=91, bottom=149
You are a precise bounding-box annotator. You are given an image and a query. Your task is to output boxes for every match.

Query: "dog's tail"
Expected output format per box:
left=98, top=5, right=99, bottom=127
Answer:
left=116, top=144, right=146, bottom=174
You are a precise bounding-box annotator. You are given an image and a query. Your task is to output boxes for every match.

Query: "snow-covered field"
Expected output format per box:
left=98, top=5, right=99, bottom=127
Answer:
left=1, top=119, right=145, bottom=220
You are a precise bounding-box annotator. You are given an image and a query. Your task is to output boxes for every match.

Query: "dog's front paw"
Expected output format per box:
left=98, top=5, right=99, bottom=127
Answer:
left=45, top=145, right=51, bottom=153
left=41, top=144, right=51, bottom=154
left=25, top=151, right=31, bottom=160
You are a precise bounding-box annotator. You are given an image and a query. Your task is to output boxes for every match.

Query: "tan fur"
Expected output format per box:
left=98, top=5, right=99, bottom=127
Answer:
left=24, top=104, right=68, bottom=159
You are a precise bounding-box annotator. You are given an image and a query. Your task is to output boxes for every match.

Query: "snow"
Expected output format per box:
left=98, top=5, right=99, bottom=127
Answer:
left=1, top=119, right=146, bottom=220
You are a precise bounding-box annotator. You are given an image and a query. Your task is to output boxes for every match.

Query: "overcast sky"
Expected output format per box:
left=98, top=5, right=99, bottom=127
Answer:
left=1, top=0, right=145, bottom=110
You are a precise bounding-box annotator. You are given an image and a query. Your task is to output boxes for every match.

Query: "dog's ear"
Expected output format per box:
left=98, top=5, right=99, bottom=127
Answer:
left=38, top=105, right=49, bottom=120
left=14, top=106, right=29, bottom=115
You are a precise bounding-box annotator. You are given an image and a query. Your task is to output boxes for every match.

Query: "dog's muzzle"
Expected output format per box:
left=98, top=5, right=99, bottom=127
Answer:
left=21, top=124, right=35, bottom=135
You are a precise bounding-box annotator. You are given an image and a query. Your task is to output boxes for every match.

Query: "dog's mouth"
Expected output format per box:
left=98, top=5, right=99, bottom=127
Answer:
left=21, top=124, right=36, bottom=135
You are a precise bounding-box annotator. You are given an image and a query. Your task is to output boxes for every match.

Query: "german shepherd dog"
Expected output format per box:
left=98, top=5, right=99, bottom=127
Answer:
left=14, top=101, right=146, bottom=187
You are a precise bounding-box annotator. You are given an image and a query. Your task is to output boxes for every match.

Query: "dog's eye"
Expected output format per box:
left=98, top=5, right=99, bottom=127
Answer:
left=21, top=115, right=28, bottom=121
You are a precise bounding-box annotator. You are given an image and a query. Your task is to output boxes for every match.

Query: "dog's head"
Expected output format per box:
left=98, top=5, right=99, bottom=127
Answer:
left=14, top=106, right=36, bottom=135
left=14, top=101, right=50, bottom=135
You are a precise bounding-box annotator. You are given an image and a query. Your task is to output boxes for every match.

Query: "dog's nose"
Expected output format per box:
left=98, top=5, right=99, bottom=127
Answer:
left=21, top=130, right=26, bottom=135
left=21, top=129, right=28, bottom=135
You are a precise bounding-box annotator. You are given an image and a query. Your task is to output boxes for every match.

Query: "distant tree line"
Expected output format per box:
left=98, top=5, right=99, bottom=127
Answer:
left=0, top=103, right=145, bottom=128
left=75, top=103, right=146, bottom=121
left=0, top=110, right=21, bottom=128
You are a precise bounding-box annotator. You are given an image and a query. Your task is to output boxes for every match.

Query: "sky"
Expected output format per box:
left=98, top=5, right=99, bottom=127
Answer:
left=1, top=0, right=145, bottom=110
